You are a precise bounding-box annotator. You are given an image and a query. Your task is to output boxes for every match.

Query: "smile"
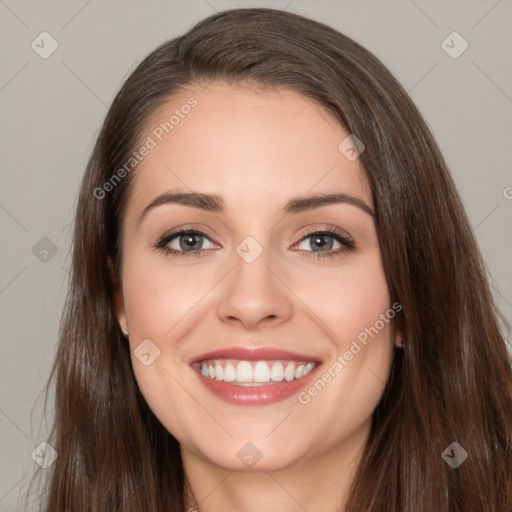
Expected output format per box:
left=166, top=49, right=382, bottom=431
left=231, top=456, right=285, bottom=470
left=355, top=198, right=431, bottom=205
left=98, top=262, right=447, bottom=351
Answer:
left=198, top=359, right=317, bottom=385
left=190, top=347, right=322, bottom=406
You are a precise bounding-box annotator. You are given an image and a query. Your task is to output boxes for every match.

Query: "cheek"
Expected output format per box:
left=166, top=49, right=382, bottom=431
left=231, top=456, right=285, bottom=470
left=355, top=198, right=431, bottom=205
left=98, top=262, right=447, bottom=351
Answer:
left=289, top=253, right=391, bottom=345
left=120, top=253, right=218, bottom=435
left=121, top=252, right=208, bottom=340
left=121, top=251, right=200, bottom=440
left=289, top=253, right=394, bottom=408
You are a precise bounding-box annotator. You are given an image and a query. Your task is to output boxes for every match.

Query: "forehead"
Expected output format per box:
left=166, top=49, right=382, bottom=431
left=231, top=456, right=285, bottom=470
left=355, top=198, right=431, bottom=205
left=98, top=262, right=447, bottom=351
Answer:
left=124, top=83, right=372, bottom=218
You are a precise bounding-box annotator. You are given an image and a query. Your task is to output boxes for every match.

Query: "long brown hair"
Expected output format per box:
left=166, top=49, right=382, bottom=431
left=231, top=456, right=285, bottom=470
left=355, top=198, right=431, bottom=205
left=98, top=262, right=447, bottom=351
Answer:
left=26, top=8, right=511, bottom=511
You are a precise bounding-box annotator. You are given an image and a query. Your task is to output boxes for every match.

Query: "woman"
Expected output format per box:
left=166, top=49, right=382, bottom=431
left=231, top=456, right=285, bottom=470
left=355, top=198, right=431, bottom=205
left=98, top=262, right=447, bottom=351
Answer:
left=29, top=7, right=511, bottom=511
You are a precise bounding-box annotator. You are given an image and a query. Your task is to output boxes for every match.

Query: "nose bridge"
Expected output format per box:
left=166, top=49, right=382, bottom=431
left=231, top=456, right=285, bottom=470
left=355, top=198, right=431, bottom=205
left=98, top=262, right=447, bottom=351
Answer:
left=215, top=234, right=293, bottom=328
left=233, top=236, right=272, bottom=289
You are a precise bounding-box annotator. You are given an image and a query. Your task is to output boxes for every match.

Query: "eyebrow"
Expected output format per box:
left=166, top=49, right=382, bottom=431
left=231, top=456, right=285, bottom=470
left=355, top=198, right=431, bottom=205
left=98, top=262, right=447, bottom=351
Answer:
left=138, top=190, right=375, bottom=226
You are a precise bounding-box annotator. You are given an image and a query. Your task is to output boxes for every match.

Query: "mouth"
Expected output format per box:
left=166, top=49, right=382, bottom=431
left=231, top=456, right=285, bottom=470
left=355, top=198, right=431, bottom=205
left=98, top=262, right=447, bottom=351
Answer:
left=189, top=347, right=322, bottom=405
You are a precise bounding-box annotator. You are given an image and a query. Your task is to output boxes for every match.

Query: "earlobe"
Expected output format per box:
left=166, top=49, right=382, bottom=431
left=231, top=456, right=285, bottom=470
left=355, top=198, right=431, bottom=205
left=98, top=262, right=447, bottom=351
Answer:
left=107, top=257, right=128, bottom=336
left=394, top=331, right=404, bottom=348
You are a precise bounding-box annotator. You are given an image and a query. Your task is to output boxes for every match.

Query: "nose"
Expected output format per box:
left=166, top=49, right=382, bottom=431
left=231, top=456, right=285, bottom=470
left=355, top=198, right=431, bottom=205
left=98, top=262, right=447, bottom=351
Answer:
left=216, top=246, right=294, bottom=330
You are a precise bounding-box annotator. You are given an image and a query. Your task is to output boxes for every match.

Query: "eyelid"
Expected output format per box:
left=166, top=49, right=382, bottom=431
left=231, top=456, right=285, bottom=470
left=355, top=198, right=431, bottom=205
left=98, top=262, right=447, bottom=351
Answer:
left=154, top=226, right=220, bottom=251
left=156, top=224, right=220, bottom=244
left=293, top=224, right=353, bottom=243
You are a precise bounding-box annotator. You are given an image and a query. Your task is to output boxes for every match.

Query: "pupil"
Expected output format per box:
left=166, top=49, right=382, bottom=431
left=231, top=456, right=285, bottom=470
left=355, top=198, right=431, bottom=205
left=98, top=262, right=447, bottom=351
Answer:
left=312, top=234, right=333, bottom=251
left=180, top=233, right=202, bottom=251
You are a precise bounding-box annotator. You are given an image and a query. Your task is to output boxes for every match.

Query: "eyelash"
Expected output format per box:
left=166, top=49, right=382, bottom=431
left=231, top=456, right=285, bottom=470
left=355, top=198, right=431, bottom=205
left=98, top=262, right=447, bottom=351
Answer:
left=154, top=227, right=356, bottom=260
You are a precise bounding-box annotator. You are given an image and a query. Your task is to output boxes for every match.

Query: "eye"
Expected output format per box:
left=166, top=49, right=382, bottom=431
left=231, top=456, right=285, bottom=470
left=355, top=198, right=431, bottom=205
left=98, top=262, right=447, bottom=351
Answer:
left=154, top=227, right=356, bottom=259
left=293, top=228, right=355, bottom=258
left=155, top=229, right=218, bottom=258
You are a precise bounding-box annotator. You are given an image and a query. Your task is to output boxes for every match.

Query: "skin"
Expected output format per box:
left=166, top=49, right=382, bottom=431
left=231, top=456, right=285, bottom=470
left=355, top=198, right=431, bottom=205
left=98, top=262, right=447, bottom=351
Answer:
left=112, top=82, right=402, bottom=512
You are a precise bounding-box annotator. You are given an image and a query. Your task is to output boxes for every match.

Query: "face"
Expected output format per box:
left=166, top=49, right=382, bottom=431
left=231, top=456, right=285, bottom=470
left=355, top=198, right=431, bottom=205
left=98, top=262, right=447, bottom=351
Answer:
left=112, top=82, right=400, bottom=472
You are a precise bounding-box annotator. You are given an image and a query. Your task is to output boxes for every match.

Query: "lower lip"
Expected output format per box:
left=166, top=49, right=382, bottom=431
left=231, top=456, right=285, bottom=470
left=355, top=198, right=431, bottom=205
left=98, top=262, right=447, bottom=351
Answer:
left=193, top=365, right=320, bottom=406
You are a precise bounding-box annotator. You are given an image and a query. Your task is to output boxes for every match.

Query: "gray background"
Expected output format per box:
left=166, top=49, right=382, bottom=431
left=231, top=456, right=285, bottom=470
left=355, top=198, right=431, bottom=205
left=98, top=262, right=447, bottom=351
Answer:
left=1, top=0, right=511, bottom=509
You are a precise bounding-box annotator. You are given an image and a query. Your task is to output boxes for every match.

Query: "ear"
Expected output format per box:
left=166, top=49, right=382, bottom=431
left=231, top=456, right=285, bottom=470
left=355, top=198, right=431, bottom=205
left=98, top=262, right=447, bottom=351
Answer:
left=393, top=328, right=403, bottom=348
left=108, top=257, right=128, bottom=336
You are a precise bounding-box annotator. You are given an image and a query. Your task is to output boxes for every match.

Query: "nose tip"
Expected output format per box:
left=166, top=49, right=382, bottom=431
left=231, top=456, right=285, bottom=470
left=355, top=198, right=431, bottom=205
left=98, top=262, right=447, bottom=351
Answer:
left=224, top=311, right=279, bottom=329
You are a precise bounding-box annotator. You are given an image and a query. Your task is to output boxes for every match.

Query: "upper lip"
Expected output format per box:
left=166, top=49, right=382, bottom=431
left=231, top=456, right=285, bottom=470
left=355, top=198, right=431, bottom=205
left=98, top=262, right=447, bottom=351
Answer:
left=190, top=346, right=322, bottom=364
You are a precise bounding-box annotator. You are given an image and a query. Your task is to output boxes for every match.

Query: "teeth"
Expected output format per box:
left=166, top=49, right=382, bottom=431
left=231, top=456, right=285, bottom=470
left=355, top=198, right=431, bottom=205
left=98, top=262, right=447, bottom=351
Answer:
left=285, top=362, right=295, bottom=381
left=254, top=361, right=271, bottom=382
left=270, top=362, right=284, bottom=382
left=223, top=363, right=236, bottom=382
left=236, top=361, right=253, bottom=382
left=199, top=359, right=316, bottom=384
left=215, top=362, right=223, bottom=381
